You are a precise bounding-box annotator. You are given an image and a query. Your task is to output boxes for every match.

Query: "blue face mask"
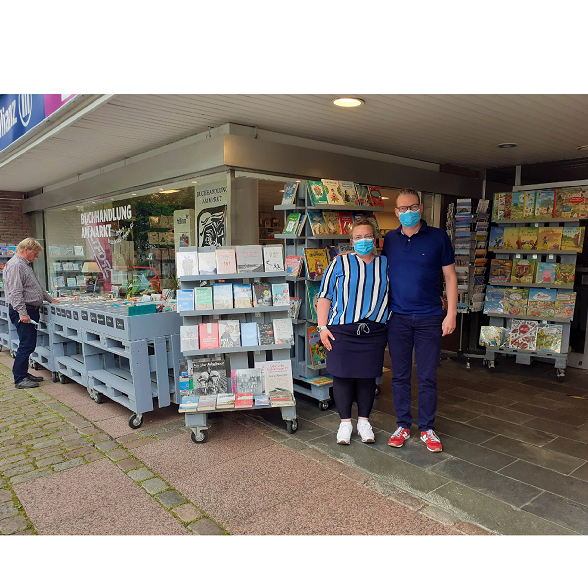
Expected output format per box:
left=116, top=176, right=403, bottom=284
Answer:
left=398, top=210, right=420, bottom=227
left=353, top=238, right=375, bottom=255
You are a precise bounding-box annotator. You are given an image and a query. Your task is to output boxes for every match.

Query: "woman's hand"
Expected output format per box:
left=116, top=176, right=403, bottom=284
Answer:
left=319, top=328, right=335, bottom=351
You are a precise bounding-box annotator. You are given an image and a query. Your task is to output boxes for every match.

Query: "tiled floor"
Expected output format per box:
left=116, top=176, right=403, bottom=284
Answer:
left=257, top=354, right=588, bottom=535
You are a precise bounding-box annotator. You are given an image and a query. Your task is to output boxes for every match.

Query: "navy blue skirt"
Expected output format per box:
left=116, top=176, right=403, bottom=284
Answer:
left=326, top=320, right=388, bottom=379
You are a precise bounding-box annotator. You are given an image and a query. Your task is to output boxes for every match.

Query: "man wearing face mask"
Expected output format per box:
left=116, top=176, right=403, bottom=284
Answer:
left=384, top=189, right=457, bottom=452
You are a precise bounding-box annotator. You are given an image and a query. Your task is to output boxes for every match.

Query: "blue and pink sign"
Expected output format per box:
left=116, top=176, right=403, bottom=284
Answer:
left=0, top=94, right=76, bottom=153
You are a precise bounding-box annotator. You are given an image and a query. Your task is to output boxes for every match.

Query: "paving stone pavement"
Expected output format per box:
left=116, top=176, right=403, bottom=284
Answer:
left=0, top=352, right=491, bottom=536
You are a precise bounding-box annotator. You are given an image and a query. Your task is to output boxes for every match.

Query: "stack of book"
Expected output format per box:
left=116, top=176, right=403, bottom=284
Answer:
left=489, top=226, right=585, bottom=252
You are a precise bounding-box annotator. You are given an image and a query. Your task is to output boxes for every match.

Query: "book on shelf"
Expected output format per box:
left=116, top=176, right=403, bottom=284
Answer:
left=195, top=286, right=213, bottom=310
left=479, top=326, right=507, bottom=347
left=518, top=227, right=538, bottom=250
left=253, top=395, right=270, bottom=406
left=272, top=317, right=294, bottom=344
left=536, top=324, right=563, bottom=354
left=180, top=326, right=200, bottom=351
left=303, top=375, right=334, bottom=386
left=215, top=247, right=237, bottom=274
left=308, top=180, right=328, bottom=205
left=289, top=297, right=301, bottom=319
left=555, top=187, right=588, bottom=218
left=483, top=286, right=506, bottom=314
left=281, top=182, right=299, bottom=205
left=534, top=189, right=556, bottom=219
left=296, top=214, right=307, bottom=236
left=255, top=359, right=293, bottom=397
left=509, top=319, right=539, bottom=351
left=198, top=322, right=220, bottom=349
left=356, top=185, right=371, bottom=206
left=196, top=395, right=217, bottom=412
left=218, top=320, right=240, bottom=348
left=66, top=277, right=76, bottom=287
left=213, top=283, right=233, bottom=310
left=536, top=226, right=562, bottom=251
left=234, top=392, right=254, bottom=408
left=308, top=326, right=327, bottom=367
left=252, top=282, right=273, bottom=307
left=257, top=323, right=275, bottom=345
left=303, top=247, right=329, bottom=280
left=526, top=288, right=557, bottom=318
left=325, top=244, right=339, bottom=263
left=306, top=281, right=321, bottom=322
left=235, top=245, right=264, bottom=273
left=367, top=186, right=384, bottom=207
left=283, top=213, right=302, bottom=235
left=76, top=276, right=86, bottom=287
left=554, top=291, right=576, bottom=319
left=523, top=191, right=536, bottom=219
left=269, top=394, right=295, bottom=407
left=263, top=245, right=284, bottom=272
left=338, top=211, right=354, bottom=235
left=554, top=264, right=575, bottom=285
left=561, top=226, right=585, bottom=252
left=176, top=289, right=195, bottom=312
left=536, top=262, right=557, bottom=284
left=322, top=211, right=341, bottom=234
left=339, top=180, right=359, bottom=205
left=176, top=251, right=199, bottom=277
left=503, top=288, right=529, bottom=315
left=285, top=255, right=304, bottom=277
left=488, top=227, right=504, bottom=249
left=492, top=192, right=511, bottom=221
left=191, top=357, right=227, bottom=396
left=510, top=259, right=536, bottom=283
left=271, top=283, right=290, bottom=306
left=322, top=179, right=344, bottom=205
left=489, top=259, right=513, bottom=282
left=510, top=192, right=526, bottom=220
left=178, top=359, right=194, bottom=391
left=178, top=396, right=200, bottom=412
left=198, top=247, right=217, bottom=274
left=308, top=211, right=328, bottom=236
left=233, top=283, right=253, bottom=308
left=240, top=322, right=259, bottom=346
left=216, top=393, right=235, bottom=409
left=232, top=368, right=263, bottom=396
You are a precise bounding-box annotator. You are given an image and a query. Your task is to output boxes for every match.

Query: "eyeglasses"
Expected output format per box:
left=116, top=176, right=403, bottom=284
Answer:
left=396, top=204, right=420, bottom=213
left=352, top=235, right=374, bottom=241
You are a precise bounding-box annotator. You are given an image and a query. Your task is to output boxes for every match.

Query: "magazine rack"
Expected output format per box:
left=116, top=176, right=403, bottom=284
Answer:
left=178, top=247, right=297, bottom=443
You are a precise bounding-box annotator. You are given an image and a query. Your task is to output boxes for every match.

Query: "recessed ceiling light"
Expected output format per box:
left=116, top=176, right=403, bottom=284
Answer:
left=132, top=193, right=136, bottom=196
left=576, top=145, right=588, bottom=151
left=498, top=143, right=518, bottom=149
left=279, top=190, right=285, bottom=193
left=333, top=97, right=364, bottom=108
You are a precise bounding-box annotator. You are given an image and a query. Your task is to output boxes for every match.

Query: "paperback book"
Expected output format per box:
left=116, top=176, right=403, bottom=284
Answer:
left=483, top=286, right=506, bottom=314
left=281, top=182, right=299, bottom=205
left=356, top=185, right=371, bottom=206
left=322, top=179, right=344, bottom=205
left=253, top=282, right=273, bottom=307
left=338, top=211, right=354, bottom=235
left=479, top=326, right=507, bottom=347
left=534, top=190, right=556, bottom=219
left=303, top=247, right=329, bottom=280
left=215, top=247, right=237, bottom=274
left=257, top=323, right=275, bottom=345
left=322, top=211, right=341, bottom=234
left=176, top=251, right=199, bottom=277
left=198, top=322, right=219, bottom=349
left=180, top=326, right=200, bottom=352
left=196, top=395, right=217, bottom=412
left=518, top=227, right=539, bottom=250
left=537, top=226, right=562, bottom=250
left=285, top=255, right=304, bottom=277
left=263, top=245, right=284, bottom=272
left=195, top=287, right=213, bottom=310
left=509, top=319, right=539, bottom=351
left=289, top=297, right=301, bottom=319
left=306, top=282, right=321, bottom=322
left=488, top=227, right=504, bottom=249
left=510, top=192, right=526, bottom=220
left=192, top=357, right=228, bottom=396
left=235, top=393, right=254, bottom=408
left=536, top=324, right=563, bottom=354
left=178, top=359, right=194, bottom=392
left=339, top=180, right=359, bottom=205
left=555, top=187, right=588, bottom=218
left=526, top=288, right=557, bottom=317
left=510, top=259, right=536, bottom=283
left=232, top=368, right=263, bottom=396
left=308, top=181, right=328, bottom=205
left=240, top=322, right=259, bottom=346
left=218, top=320, right=240, bottom=348
left=271, top=283, right=290, bottom=306
left=233, top=283, right=253, bottom=308
left=178, top=396, right=199, bottom=412
left=308, top=211, right=328, bottom=236
left=523, top=192, right=536, bottom=219
left=283, top=213, right=301, bottom=235
left=368, top=186, right=384, bottom=207
left=236, top=245, right=264, bottom=273
left=213, top=283, right=233, bottom=310
left=216, top=393, right=235, bottom=409
left=272, top=317, right=294, bottom=345
left=198, top=248, right=217, bottom=274
left=174, top=290, right=195, bottom=313
left=502, top=227, right=519, bottom=250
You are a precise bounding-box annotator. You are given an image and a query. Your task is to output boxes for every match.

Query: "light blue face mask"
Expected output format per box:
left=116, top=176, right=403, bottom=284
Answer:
left=353, top=238, right=375, bottom=255
left=398, top=210, right=420, bottom=227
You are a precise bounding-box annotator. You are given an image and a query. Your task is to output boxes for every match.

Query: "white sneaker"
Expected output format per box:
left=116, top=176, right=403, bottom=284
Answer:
left=357, top=420, right=375, bottom=443
left=336, top=421, right=353, bottom=444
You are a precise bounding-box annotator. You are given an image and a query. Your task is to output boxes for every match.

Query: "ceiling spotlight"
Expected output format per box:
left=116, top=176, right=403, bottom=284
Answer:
left=192, top=181, right=198, bottom=183
left=576, top=145, right=588, bottom=151
left=498, top=143, right=518, bottom=149
left=279, top=190, right=285, bottom=193
left=381, top=197, right=390, bottom=200
left=333, top=97, right=364, bottom=108
left=132, top=193, right=136, bottom=196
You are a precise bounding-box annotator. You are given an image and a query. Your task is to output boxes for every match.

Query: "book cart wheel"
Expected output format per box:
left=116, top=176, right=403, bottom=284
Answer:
left=58, top=373, right=70, bottom=384
left=52, top=372, right=59, bottom=383
left=87, top=386, right=104, bottom=404
left=286, top=419, right=298, bottom=434
left=375, top=385, right=381, bottom=396
left=191, top=429, right=208, bottom=443
left=128, top=413, right=143, bottom=429
left=319, top=400, right=330, bottom=411
left=10, top=350, right=16, bottom=358
left=556, top=368, right=566, bottom=381
left=29, top=358, right=39, bottom=370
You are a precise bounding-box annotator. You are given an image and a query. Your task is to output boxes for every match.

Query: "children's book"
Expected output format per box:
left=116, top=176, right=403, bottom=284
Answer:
left=303, top=248, right=329, bottom=280
left=526, top=288, right=557, bottom=318
left=215, top=247, right=237, bottom=274
left=306, top=281, right=321, bottom=322
left=218, top=320, right=240, bottom=348
left=233, top=283, right=253, bottom=308
left=322, top=211, right=341, bottom=234
left=368, top=186, right=384, bottom=207
left=257, top=323, right=275, bottom=345
left=561, top=227, right=585, bottom=252
left=509, top=319, right=539, bottom=351
left=285, top=255, right=304, bottom=277
left=198, top=322, right=219, bottom=349
left=180, top=326, right=200, bottom=351
left=213, top=283, right=233, bottom=310
left=176, top=251, right=199, bottom=277
left=325, top=244, right=340, bottom=263
left=488, top=227, right=504, bottom=249
left=289, top=297, right=301, bottom=319
left=510, top=192, right=526, bottom=220
left=263, top=245, right=284, bottom=272
left=322, top=179, right=344, bottom=205
left=479, top=326, right=507, bottom=347
left=235, top=245, right=264, bottom=273
left=308, top=211, right=328, bottom=236
left=510, top=259, right=536, bottom=284
left=339, top=180, right=359, bottom=205
left=554, top=291, right=577, bottom=319
left=356, top=185, right=371, bottom=206
left=281, top=182, right=299, bottom=205
left=489, top=259, right=512, bottom=283
left=198, top=248, right=217, bottom=275
left=177, top=289, right=195, bottom=312
left=195, top=286, right=213, bottom=310
left=537, top=227, right=562, bottom=250
left=296, top=214, right=307, bottom=236
left=307, top=326, right=327, bottom=366
left=502, top=227, right=520, bottom=250
left=240, top=322, right=259, bottom=346
left=308, top=181, right=328, bottom=205
left=271, top=283, right=290, bottom=307
left=484, top=286, right=506, bottom=314
left=555, top=187, right=588, bottom=218
left=272, top=318, right=294, bottom=345
left=535, top=262, right=556, bottom=284
left=554, top=264, right=575, bottom=286
left=534, top=190, right=556, bottom=219
left=523, top=192, right=536, bottom=219
left=503, top=288, right=529, bottom=316
left=252, top=282, right=273, bottom=307
left=518, top=226, right=539, bottom=250
left=338, top=212, right=354, bottom=235
left=536, top=324, right=563, bottom=354
left=492, top=192, right=511, bottom=220
left=283, top=213, right=301, bottom=235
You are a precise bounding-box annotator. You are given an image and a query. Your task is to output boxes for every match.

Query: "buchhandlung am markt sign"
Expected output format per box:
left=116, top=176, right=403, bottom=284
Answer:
left=0, top=94, right=75, bottom=152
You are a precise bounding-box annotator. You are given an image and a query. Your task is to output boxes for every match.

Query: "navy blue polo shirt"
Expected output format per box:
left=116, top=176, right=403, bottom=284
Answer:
left=382, top=220, right=455, bottom=316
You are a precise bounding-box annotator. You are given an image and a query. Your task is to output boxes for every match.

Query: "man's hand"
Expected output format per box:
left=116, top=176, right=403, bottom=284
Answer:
left=442, top=314, right=456, bottom=337
left=319, top=328, right=335, bottom=351
left=20, top=314, right=31, bottom=324
left=52, top=299, right=60, bottom=303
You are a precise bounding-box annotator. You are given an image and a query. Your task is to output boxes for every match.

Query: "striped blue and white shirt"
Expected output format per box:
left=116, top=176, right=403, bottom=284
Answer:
left=318, top=255, right=389, bottom=325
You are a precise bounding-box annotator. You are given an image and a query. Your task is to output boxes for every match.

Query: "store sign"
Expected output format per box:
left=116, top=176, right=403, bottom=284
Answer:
left=195, top=178, right=229, bottom=247
left=80, top=204, right=133, bottom=243
left=0, top=94, right=76, bottom=152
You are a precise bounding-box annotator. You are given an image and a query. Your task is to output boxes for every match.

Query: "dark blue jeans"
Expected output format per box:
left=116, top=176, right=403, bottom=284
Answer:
left=9, top=305, right=39, bottom=384
left=387, top=313, right=443, bottom=431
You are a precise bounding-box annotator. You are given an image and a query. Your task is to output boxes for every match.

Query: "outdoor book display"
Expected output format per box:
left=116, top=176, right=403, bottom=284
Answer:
left=482, top=185, right=586, bottom=378
left=177, top=245, right=298, bottom=443
left=275, top=179, right=385, bottom=409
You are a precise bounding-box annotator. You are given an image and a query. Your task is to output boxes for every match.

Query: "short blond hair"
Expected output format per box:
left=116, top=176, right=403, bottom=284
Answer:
left=17, top=238, right=43, bottom=253
left=351, top=219, right=374, bottom=238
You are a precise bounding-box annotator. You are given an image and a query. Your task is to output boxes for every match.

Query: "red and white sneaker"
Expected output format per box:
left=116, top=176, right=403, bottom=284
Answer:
left=420, top=429, right=443, bottom=452
left=388, top=427, right=410, bottom=448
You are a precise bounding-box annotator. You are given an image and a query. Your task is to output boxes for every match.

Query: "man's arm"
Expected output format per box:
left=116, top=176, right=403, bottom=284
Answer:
left=441, top=263, right=457, bottom=337
left=4, top=263, right=28, bottom=317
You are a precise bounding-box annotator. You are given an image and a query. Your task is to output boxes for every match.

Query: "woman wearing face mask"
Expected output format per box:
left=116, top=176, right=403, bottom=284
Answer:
left=316, top=220, right=390, bottom=445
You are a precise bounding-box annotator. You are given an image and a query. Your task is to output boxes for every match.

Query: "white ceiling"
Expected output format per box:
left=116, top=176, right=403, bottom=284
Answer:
left=2, top=94, right=588, bottom=193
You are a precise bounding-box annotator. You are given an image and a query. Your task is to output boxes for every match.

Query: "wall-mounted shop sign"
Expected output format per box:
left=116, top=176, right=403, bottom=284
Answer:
left=195, top=178, right=229, bottom=246
left=0, top=94, right=76, bottom=152
left=80, top=204, right=133, bottom=242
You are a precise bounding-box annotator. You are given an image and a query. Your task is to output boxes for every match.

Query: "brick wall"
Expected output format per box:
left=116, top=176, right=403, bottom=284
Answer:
left=0, top=192, right=30, bottom=245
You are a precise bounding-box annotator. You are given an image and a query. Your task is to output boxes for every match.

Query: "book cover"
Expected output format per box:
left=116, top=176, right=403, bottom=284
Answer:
left=253, top=395, right=270, bottom=406
left=195, top=286, right=213, bottom=310
left=536, top=262, right=556, bottom=283
left=509, top=319, right=538, bottom=351
left=356, top=185, right=371, bottom=206
left=526, top=288, right=557, bottom=318
left=307, top=326, right=327, bottom=366
left=483, top=286, right=506, bottom=314
left=177, top=289, right=195, bottom=312
left=178, top=396, right=200, bottom=412
left=283, top=213, right=301, bottom=235
left=178, top=359, right=193, bottom=392
left=339, top=180, right=358, bottom=205
left=233, top=368, right=263, bottom=396
left=518, top=226, right=539, bottom=250
left=554, top=264, right=575, bottom=286
left=198, top=248, right=217, bottom=275
left=503, top=288, right=529, bottom=316
left=180, top=325, right=200, bottom=352
left=76, top=276, right=86, bottom=286
left=176, top=251, right=199, bottom=277
left=307, top=180, right=328, bottom=205
left=510, top=259, right=536, bottom=283
left=66, top=277, right=76, bottom=287
left=303, top=376, right=334, bottom=386
left=271, top=283, right=290, bottom=307
left=536, top=324, right=563, bottom=354
left=198, top=322, right=219, bottom=349
left=488, top=227, right=504, bottom=249
left=537, top=226, right=563, bottom=250
left=322, top=179, right=344, bottom=205
left=272, top=318, right=294, bottom=345
left=534, top=190, right=556, bottom=219
left=322, top=211, right=341, bottom=234
left=303, top=248, right=329, bottom=280
left=281, top=182, right=299, bottom=205
left=257, top=323, right=275, bottom=345
left=213, top=283, right=233, bottom=310
left=308, top=211, right=328, bottom=236
left=554, top=187, right=588, bottom=218
left=215, top=247, right=237, bottom=274
left=240, top=322, right=259, bottom=346
left=174, top=209, right=195, bottom=250
left=523, top=192, right=536, bottom=219
left=489, top=259, right=513, bottom=283
left=325, top=244, right=340, bottom=263
left=218, top=319, right=240, bottom=348
left=368, top=186, right=384, bottom=207
left=235, top=245, right=264, bottom=273
left=216, top=393, right=235, bottom=409
left=192, top=357, right=227, bottom=396
left=306, top=281, right=321, bottom=322
left=263, top=245, right=284, bottom=272
left=289, top=297, right=301, bottom=319
left=296, top=214, right=307, bottom=236
left=265, top=369, right=294, bottom=399
left=255, top=360, right=293, bottom=395
left=561, top=226, right=585, bottom=252
left=554, top=291, right=577, bottom=319
left=235, top=393, right=254, bottom=408
left=253, top=282, right=273, bottom=307
left=510, top=192, right=526, bottom=219
left=479, top=326, right=507, bottom=347
left=285, top=255, right=304, bottom=277
left=338, top=211, right=354, bottom=235
left=492, top=193, right=508, bottom=220
left=196, top=395, right=217, bottom=412
left=233, top=283, right=253, bottom=308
